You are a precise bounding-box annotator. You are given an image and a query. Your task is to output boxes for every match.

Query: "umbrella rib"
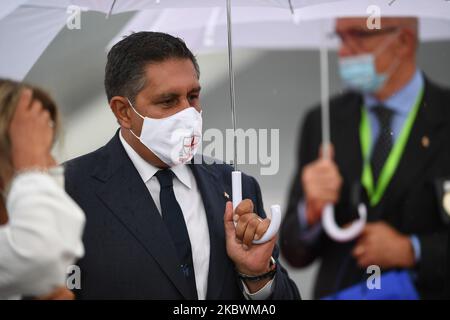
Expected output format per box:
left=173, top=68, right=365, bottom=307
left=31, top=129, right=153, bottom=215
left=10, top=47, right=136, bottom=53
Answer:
left=288, top=0, right=295, bottom=15
left=106, top=0, right=117, bottom=19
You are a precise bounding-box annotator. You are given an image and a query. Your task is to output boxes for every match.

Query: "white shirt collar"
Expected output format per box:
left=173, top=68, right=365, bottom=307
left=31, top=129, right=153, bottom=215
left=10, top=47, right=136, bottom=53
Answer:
left=119, top=130, right=192, bottom=189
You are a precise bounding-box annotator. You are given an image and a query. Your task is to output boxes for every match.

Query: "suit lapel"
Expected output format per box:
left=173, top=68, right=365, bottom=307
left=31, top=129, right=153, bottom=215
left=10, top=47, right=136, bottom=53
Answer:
left=189, top=160, right=232, bottom=300
left=377, top=80, right=447, bottom=217
left=334, top=96, right=364, bottom=186
left=92, top=132, right=195, bottom=299
left=333, top=95, right=365, bottom=223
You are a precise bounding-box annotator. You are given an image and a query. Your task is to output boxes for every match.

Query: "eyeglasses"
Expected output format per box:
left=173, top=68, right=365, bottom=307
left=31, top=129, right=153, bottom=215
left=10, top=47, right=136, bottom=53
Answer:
left=332, top=26, right=402, bottom=54
left=335, top=26, right=400, bottom=42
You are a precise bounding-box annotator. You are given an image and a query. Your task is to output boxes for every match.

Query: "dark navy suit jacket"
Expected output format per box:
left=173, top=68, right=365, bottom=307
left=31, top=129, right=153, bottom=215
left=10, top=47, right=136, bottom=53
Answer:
left=65, top=131, right=300, bottom=300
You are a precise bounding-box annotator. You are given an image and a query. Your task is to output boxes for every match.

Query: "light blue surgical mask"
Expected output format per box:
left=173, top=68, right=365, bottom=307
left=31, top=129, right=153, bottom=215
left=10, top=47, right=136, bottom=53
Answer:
left=338, top=33, right=400, bottom=93
left=338, top=54, right=387, bottom=93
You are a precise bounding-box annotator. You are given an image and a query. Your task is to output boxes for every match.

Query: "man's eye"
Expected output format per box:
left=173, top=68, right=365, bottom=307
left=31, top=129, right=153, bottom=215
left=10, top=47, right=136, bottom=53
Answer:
left=189, top=95, right=199, bottom=101
left=161, top=99, right=176, bottom=106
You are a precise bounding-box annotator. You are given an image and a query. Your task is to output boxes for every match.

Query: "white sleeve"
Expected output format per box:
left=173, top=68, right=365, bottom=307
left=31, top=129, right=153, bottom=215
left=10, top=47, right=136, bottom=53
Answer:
left=0, top=170, right=85, bottom=299
left=241, top=276, right=275, bottom=300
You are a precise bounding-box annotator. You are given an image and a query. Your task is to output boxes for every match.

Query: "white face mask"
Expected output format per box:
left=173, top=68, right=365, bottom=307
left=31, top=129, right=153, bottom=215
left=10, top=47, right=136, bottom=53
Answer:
left=127, top=98, right=202, bottom=167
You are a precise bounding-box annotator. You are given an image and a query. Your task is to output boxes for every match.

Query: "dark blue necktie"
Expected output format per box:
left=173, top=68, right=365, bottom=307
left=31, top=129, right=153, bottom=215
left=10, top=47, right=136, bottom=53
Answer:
left=371, top=105, right=394, bottom=184
left=155, top=169, right=198, bottom=299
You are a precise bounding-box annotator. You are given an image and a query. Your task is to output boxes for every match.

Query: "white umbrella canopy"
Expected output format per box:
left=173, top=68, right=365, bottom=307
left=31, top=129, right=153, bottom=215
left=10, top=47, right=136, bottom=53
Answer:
left=107, top=5, right=450, bottom=53
left=2, top=0, right=449, bottom=79
left=0, top=0, right=84, bottom=81
left=107, top=6, right=334, bottom=52
left=0, top=4, right=68, bottom=81
left=0, top=0, right=335, bottom=81
left=293, top=0, right=450, bottom=21
left=0, top=0, right=28, bottom=20
left=72, top=0, right=344, bottom=12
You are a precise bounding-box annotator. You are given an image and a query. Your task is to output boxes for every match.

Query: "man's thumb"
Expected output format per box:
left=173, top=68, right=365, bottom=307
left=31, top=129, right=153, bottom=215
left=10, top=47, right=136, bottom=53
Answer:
left=223, top=201, right=235, bottom=238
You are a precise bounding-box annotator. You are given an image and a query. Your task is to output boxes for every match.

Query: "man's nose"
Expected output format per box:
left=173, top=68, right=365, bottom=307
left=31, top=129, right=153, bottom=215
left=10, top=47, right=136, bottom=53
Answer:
left=180, top=98, right=191, bottom=109
left=181, top=98, right=201, bottom=112
left=177, top=100, right=200, bottom=114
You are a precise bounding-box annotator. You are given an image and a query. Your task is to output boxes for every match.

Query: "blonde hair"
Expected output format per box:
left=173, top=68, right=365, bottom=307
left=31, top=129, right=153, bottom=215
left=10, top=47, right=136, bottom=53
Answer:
left=0, top=79, right=60, bottom=178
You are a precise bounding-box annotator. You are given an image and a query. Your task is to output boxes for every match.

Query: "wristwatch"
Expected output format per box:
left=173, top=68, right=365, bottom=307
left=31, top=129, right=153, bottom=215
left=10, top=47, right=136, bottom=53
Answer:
left=237, top=257, right=277, bottom=282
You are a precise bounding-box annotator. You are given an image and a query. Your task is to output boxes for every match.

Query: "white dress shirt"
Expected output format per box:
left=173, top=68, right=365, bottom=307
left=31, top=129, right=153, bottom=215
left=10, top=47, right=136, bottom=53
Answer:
left=0, top=169, right=85, bottom=299
left=119, top=132, right=273, bottom=300
left=120, top=132, right=210, bottom=299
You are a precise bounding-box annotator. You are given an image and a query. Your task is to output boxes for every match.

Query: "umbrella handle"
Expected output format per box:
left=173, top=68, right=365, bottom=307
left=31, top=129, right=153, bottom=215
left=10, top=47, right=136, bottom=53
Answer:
left=232, top=171, right=281, bottom=244
left=321, top=203, right=367, bottom=242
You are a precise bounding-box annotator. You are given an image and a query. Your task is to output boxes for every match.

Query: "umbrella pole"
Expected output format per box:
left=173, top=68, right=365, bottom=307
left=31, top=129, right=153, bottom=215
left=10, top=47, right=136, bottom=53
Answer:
left=225, top=0, right=242, bottom=209
left=226, top=0, right=238, bottom=173
left=224, top=0, right=281, bottom=244
left=318, top=22, right=366, bottom=242
left=320, top=38, right=331, bottom=159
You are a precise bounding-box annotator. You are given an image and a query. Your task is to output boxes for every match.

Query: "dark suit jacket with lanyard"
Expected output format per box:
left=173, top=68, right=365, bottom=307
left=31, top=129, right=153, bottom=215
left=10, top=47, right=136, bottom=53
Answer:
left=64, top=131, right=300, bottom=299
left=281, top=77, right=450, bottom=299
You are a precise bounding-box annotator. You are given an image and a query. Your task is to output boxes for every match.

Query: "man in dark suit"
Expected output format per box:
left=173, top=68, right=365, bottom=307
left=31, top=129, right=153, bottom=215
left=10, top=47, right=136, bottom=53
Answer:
left=65, top=31, right=300, bottom=300
left=281, top=17, right=450, bottom=299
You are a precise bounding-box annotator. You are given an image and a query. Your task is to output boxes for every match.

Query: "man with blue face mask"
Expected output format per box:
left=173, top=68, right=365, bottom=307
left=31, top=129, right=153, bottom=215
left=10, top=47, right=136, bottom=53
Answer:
left=281, top=17, right=450, bottom=299
left=63, top=31, right=300, bottom=300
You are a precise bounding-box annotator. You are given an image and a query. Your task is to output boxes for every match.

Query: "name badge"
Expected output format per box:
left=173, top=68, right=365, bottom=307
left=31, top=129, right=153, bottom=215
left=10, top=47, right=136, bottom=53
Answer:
left=442, top=181, right=450, bottom=217
left=435, top=178, right=450, bottom=225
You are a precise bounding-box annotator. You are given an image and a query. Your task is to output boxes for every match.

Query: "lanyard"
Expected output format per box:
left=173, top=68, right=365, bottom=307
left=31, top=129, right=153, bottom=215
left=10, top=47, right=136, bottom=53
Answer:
left=360, top=87, right=424, bottom=207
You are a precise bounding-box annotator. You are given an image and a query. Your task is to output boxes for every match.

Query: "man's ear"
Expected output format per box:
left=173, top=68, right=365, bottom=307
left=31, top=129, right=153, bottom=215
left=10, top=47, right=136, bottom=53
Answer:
left=397, top=28, right=416, bottom=58
left=110, top=96, right=132, bottom=129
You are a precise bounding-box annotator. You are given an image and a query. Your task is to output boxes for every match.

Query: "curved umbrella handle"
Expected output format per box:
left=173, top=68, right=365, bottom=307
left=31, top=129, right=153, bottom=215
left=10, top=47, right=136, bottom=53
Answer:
left=232, top=171, right=280, bottom=244
left=253, top=204, right=281, bottom=244
left=322, top=203, right=367, bottom=242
